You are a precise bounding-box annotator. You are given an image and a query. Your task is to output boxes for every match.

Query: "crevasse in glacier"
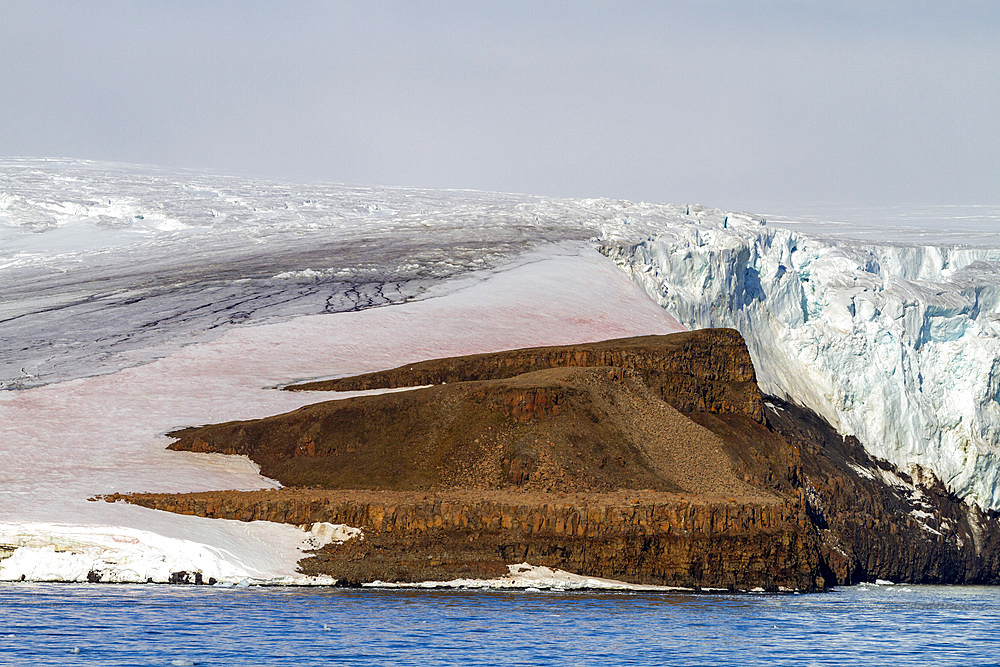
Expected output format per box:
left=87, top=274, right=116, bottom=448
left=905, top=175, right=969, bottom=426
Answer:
left=600, top=210, right=1000, bottom=510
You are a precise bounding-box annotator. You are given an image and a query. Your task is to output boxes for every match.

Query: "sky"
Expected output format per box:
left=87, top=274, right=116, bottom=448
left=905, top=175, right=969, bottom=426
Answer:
left=2, top=1, right=998, bottom=210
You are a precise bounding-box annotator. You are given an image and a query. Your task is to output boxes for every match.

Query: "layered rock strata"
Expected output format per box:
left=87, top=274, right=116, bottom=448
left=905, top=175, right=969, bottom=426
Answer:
left=167, top=330, right=777, bottom=499
left=120, top=329, right=1000, bottom=589
left=111, top=489, right=818, bottom=590
left=285, top=329, right=765, bottom=422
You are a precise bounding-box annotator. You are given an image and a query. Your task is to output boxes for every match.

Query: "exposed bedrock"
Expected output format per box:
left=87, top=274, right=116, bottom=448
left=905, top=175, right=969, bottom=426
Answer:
left=168, top=330, right=775, bottom=497
left=285, top=329, right=765, bottom=422
left=151, top=329, right=1000, bottom=588
left=113, top=490, right=819, bottom=591
left=767, top=398, right=1000, bottom=585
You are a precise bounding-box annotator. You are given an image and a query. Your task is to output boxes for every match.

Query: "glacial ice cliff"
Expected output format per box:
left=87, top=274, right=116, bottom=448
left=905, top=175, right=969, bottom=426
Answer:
left=600, top=211, right=1000, bottom=510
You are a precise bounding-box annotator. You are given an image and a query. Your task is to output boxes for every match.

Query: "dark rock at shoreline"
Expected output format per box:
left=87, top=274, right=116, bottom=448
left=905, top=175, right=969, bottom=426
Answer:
left=767, top=398, right=1000, bottom=585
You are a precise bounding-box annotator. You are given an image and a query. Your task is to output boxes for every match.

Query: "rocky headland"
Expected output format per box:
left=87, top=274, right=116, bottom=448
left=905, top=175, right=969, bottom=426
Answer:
left=108, top=329, right=1000, bottom=590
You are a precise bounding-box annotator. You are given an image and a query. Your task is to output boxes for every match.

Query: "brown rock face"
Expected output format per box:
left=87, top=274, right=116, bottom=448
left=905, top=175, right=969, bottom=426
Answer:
left=111, top=489, right=820, bottom=591
left=123, top=328, right=1000, bottom=589
left=285, top=329, right=766, bottom=422
left=766, top=398, right=1000, bottom=585
left=152, top=329, right=824, bottom=589
left=168, top=346, right=775, bottom=499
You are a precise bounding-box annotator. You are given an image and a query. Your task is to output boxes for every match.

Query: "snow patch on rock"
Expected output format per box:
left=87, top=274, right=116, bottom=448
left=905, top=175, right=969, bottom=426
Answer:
left=302, top=522, right=363, bottom=550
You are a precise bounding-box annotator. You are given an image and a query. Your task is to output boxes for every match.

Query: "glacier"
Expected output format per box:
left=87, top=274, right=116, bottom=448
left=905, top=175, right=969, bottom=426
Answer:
left=0, top=158, right=605, bottom=389
left=3, top=157, right=1000, bottom=584
left=600, top=211, right=1000, bottom=509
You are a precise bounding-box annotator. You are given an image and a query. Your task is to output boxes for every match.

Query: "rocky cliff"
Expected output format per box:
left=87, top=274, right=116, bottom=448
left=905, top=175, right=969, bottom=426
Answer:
left=285, top=329, right=766, bottom=422
left=112, top=489, right=819, bottom=591
left=767, top=398, right=1000, bottom=585
left=117, top=329, right=1000, bottom=589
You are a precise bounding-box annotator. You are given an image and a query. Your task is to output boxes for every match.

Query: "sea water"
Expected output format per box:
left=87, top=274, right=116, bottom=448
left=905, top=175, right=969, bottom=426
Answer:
left=1, top=584, right=998, bottom=666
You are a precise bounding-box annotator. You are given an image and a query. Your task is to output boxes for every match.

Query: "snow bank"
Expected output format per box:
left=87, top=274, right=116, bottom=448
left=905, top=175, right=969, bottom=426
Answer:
left=0, top=519, right=359, bottom=584
left=0, top=523, right=301, bottom=585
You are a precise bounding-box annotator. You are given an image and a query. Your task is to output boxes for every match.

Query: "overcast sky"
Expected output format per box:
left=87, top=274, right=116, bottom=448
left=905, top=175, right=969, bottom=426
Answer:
left=2, top=1, right=998, bottom=210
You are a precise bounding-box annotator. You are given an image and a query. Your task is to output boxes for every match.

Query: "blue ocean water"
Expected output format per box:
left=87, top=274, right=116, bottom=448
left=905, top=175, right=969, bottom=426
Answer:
left=1, top=584, right=999, bottom=666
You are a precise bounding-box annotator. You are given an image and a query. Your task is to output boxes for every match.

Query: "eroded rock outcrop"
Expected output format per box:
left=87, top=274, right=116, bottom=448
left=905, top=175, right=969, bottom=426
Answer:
left=110, top=489, right=820, bottom=591
left=168, top=333, right=775, bottom=499
left=767, top=398, right=1000, bottom=585
left=285, top=329, right=766, bottom=422
left=121, top=328, right=1000, bottom=589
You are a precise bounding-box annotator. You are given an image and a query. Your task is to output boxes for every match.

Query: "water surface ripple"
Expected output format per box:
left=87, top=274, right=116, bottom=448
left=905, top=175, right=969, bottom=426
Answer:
left=1, top=584, right=999, bottom=665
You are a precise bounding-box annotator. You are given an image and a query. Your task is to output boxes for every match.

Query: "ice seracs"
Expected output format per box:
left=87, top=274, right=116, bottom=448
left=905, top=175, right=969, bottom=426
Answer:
left=600, top=210, right=1000, bottom=509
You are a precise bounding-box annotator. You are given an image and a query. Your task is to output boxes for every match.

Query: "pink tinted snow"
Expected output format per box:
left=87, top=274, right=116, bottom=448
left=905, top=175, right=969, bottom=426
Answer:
left=0, top=245, right=682, bottom=526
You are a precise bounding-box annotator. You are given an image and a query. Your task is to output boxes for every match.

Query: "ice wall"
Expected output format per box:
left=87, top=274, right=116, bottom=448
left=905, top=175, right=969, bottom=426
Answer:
left=600, top=212, right=1000, bottom=509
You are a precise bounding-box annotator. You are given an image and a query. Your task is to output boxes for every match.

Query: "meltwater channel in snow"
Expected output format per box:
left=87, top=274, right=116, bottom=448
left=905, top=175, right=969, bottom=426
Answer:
left=2, top=158, right=1000, bottom=583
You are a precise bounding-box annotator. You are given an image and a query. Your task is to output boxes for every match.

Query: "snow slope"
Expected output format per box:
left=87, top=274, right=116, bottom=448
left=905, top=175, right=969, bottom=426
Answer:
left=1, top=158, right=609, bottom=389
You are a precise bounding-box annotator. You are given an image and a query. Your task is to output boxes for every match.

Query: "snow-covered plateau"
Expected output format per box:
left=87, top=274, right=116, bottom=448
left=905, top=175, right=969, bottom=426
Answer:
left=2, top=158, right=999, bottom=583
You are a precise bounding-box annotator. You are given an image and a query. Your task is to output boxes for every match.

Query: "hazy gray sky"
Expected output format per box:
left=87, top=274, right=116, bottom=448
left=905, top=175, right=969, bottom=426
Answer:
left=3, top=1, right=998, bottom=209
